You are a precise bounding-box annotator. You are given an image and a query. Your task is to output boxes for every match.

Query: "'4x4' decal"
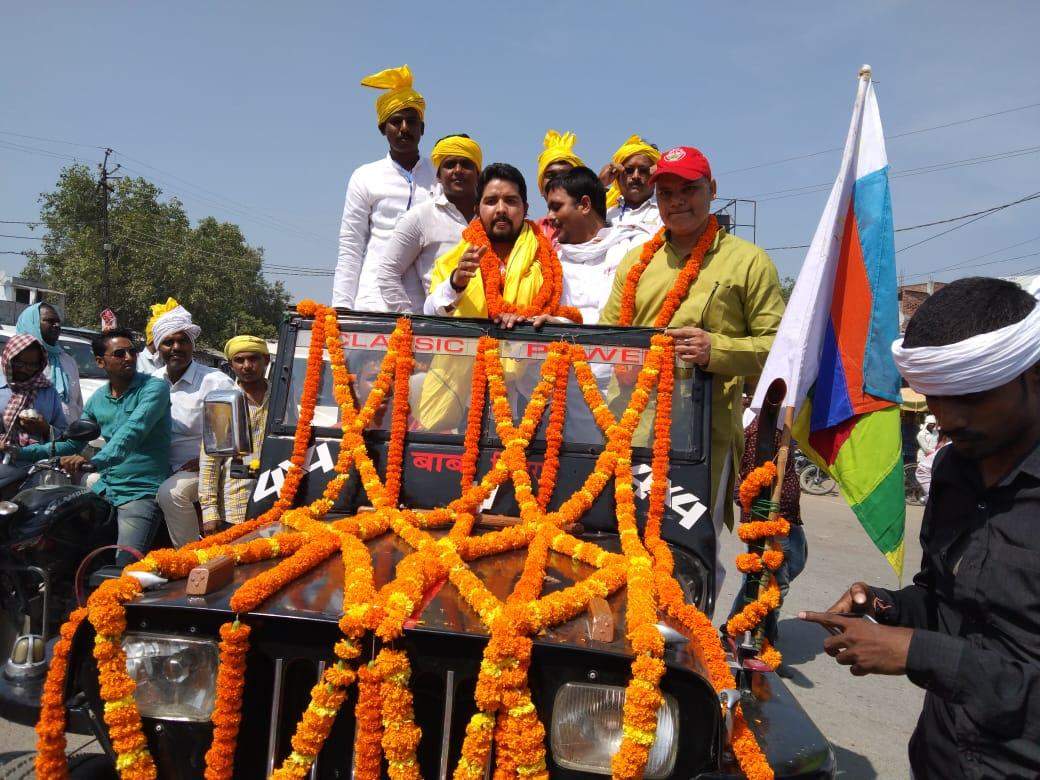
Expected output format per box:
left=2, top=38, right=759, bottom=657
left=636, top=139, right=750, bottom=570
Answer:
left=253, top=443, right=708, bottom=532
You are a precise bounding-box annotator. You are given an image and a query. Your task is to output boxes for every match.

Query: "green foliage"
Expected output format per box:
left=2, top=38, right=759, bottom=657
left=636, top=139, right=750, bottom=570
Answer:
left=779, top=275, right=796, bottom=303
left=21, top=164, right=290, bottom=346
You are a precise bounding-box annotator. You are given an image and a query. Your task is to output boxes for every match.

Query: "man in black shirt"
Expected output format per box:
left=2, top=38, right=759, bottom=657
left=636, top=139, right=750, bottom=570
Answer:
left=801, top=277, right=1040, bottom=779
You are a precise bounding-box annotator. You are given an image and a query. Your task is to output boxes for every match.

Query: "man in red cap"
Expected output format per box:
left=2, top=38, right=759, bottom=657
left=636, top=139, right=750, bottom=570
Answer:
left=600, top=146, right=785, bottom=537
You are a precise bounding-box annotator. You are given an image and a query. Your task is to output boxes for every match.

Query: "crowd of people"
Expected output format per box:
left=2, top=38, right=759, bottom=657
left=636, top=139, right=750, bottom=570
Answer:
left=0, top=299, right=271, bottom=566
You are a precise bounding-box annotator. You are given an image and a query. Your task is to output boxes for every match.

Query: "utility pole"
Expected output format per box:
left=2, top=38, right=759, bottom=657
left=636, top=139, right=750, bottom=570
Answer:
left=97, top=148, right=121, bottom=311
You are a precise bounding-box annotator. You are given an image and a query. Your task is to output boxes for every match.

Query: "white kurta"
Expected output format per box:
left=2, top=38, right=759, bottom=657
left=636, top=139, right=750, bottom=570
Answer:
left=605, top=196, right=662, bottom=262
left=376, top=192, right=469, bottom=314
left=333, top=154, right=436, bottom=311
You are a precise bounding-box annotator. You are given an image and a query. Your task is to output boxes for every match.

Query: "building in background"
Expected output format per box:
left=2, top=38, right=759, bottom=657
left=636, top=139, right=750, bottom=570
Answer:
left=0, top=272, right=66, bottom=325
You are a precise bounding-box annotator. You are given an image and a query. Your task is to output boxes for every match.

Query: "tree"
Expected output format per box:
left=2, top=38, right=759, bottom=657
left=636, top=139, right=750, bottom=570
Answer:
left=779, top=275, right=796, bottom=303
left=21, top=164, right=290, bottom=346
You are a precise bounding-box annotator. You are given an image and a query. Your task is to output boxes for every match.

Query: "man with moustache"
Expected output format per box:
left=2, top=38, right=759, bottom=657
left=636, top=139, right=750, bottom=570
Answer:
left=801, top=277, right=1040, bottom=779
left=377, top=134, right=482, bottom=313
left=151, top=301, right=234, bottom=547
left=333, top=65, right=436, bottom=311
left=420, top=163, right=552, bottom=430
left=599, top=147, right=784, bottom=532
left=601, top=133, right=662, bottom=234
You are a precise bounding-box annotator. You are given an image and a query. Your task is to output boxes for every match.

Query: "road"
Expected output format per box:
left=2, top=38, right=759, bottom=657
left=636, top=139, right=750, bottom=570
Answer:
left=0, top=493, right=925, bottom=778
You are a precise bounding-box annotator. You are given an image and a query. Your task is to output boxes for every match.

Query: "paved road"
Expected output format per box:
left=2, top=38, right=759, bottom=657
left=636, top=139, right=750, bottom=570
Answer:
left=0, top=493, right=925, bottom=778
left=718, top=492, right=926, bottom=780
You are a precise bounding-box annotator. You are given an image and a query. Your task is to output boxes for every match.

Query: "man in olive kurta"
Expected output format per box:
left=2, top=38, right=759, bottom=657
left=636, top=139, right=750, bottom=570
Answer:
left=600, top=146, right=785, bottom=532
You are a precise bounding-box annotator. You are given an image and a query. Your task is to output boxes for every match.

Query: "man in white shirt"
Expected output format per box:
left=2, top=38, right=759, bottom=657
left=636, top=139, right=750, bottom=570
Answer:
left=333, top=65, right=437, bottom=312
left=151, top=304, right=234, bottom=547
left=376, top=134, right=482, bottom=313
left=536, top=166, right=639, bottom=439
left=600, top=134, right=662, bottom=258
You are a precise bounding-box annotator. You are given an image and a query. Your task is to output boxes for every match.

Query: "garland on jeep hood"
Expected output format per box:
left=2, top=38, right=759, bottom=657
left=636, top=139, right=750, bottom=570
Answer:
left=35, top=301, right=779, bottom=780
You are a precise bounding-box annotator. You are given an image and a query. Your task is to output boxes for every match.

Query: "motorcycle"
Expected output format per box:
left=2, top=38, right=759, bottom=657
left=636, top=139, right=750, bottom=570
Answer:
left=793, top=448, right=837, bottom=495
left=0, top=419, right=118, bottom=695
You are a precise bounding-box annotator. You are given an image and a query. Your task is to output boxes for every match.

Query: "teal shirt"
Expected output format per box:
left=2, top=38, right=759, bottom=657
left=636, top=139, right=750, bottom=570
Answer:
left=20, top=372, right=171, bottom=506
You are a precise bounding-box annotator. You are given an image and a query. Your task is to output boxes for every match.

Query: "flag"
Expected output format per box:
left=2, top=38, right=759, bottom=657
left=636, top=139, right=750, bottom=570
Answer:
left=752, top=67, right=906, bottom=574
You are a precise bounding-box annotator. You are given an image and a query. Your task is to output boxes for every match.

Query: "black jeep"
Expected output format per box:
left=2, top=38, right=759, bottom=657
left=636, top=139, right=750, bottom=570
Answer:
left=2, top=311, right=834, bottom=779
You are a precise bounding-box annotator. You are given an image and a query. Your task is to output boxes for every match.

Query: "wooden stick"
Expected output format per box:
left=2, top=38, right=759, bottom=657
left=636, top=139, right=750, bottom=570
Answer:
left=768, top=406, right=796, bottom=520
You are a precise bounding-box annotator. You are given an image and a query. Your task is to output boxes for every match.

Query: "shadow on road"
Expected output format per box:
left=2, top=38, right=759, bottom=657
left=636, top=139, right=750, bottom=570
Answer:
left=777, top=617, right=827, bottom=664
left=831, top=742, right=880, bottom=779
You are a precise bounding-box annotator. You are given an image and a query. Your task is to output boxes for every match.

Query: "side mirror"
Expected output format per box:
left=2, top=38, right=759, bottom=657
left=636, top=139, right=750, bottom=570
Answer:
left=203, top=389, right=253, bottom=458
left=64, top=419, right=101, bottom=442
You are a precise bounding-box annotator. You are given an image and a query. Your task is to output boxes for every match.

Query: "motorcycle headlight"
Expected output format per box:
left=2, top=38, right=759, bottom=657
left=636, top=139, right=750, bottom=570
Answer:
left=122, top=633, right=219, bottom=722
left=550, top=682, right=679, bottom=778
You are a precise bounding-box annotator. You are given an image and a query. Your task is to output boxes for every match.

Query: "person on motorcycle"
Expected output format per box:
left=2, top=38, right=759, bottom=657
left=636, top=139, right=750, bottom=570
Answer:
left=0, top=334, right=68, bottom=448
left=15, top=302, right=84, bottom=422
left=14, top=328, right=171, bottom=566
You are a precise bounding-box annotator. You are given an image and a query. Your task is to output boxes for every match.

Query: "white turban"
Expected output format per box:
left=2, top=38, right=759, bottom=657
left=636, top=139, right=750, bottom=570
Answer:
left=891, top=289, right=1040, bottom=396
left=151, top=305, right=202, bottom=350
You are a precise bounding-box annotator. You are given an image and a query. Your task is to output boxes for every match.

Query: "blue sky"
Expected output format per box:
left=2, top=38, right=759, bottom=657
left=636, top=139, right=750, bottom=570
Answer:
left=3, top=2, right=1039, bottom=304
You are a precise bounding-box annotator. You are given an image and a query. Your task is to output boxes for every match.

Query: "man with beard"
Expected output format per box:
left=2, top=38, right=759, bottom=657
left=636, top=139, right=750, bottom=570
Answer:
left=420, top=163, right=552, bottom=430
left=377, top=134, right=482, bottom=313
left=599, top=147, right=784, bottom=532
left=802, top=277, right=1040, bottom=779
left=333, top=65, right=436, bottom=311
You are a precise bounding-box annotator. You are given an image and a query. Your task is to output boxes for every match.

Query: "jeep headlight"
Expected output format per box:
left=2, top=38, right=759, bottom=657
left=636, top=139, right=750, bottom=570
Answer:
left=122, top=633, right=219, bottom=722
left=550, top=682, right=679, bottom=778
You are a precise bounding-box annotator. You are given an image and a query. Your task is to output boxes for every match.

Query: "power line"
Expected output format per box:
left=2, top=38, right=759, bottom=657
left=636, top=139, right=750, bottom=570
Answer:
left=905, top=233, right=1040, bottom=277
left=905, top=249, right=1040, bottom=281
left=897, top=191, right=1040, bottom=254
left=751, top=143, right=1040, bottom=201
left=764, top=191, right=1040, bottom=251
left=719, top=99, right=1040, bottom=176
left=0, top=130, right=107, bottom=150
left=0, top=233, right=43, bottom=240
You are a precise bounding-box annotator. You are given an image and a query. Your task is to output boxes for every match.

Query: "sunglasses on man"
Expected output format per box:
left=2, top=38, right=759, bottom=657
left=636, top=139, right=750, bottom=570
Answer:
left=106, top=347, right=139, bottom=359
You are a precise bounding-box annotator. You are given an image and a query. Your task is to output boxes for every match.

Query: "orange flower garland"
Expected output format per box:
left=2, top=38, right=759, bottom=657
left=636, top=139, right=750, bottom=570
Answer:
left=461, top=218, right=582, bottom=323
left=536, top=355, right=569, bottom=509
left=204, top=621, right=250, bottom=780
left=35, top=606, right=88, bottom=778
left=617, top=215, right=720, bottom=328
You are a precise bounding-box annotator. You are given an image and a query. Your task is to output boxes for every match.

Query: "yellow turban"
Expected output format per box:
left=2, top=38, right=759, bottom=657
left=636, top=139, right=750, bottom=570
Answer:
left=536, top=129, right=585, bottom=192
left=361, top=65, right=426, bottom=126
left=145, top=297, right=179, bottom=345
left=605, top=134, right=661, bottom=209
left=224, top=335, right=270, bottom=360
left=430, top=135, right=483, bottom=172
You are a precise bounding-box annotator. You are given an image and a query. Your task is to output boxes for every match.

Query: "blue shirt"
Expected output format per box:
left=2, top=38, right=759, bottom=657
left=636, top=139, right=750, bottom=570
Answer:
left=20, top=372, right=171, bottom=506
left=0, top=383, right=68, bottom=442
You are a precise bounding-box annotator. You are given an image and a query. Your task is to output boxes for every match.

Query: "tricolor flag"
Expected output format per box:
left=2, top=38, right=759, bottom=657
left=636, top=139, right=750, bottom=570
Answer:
left=752, top=67, right=906, bottom=574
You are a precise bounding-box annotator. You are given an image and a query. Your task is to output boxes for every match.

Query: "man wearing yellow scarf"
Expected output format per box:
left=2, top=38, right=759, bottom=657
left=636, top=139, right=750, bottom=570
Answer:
left=534, top=129, right=585, bottom=244
left=333, top=65, right=436, bottom=312
left=420, top=164, right=543, bottom=430
left=376, top=134, right=482, bottom=313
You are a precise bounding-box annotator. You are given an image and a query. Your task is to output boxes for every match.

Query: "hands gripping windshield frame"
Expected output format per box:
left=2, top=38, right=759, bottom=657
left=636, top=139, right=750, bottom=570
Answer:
left=16, top=310, right=834, bottom=780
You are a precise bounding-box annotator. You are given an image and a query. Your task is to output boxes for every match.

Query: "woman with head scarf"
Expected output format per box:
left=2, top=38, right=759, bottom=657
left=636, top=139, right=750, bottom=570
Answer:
left=15, top=302, right=84, bottom=421
left=0, top=334, right=68, bottom=449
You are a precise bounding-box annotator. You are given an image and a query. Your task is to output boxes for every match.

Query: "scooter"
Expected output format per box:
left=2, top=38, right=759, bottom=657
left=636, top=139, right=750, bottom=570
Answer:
left=0, top=419, right=118, bottom=688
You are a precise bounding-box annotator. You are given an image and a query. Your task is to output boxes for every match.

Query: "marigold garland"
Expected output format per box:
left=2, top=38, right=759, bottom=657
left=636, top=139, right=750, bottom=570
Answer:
left=34, top=302, right=777, bottom=780
left=461, top=218, right=582, bottom=323
left=617, top=215, right=720, bottom=328
left=35, top=606, right=88, bottom=778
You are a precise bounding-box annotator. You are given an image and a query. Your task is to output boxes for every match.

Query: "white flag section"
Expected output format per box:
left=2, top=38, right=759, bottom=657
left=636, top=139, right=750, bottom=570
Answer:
left=752, top=67, right=887, bottom=416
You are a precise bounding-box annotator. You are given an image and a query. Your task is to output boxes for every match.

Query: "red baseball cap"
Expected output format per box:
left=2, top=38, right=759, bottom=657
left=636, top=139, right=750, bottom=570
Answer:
left=648, top=146, right=712, bottom=185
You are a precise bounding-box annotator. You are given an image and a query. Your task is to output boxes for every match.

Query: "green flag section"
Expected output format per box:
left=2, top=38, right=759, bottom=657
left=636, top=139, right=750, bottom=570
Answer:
left=794, top=404, right=906, bottom=576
